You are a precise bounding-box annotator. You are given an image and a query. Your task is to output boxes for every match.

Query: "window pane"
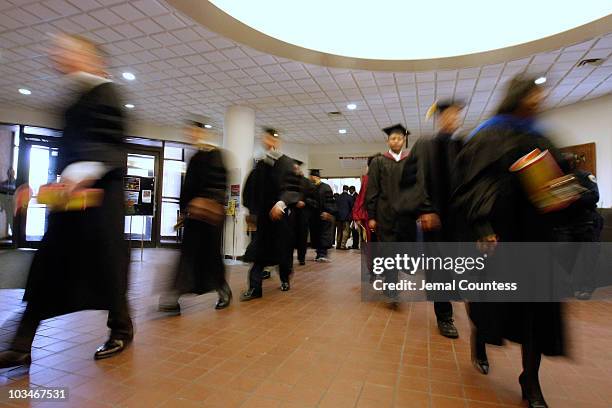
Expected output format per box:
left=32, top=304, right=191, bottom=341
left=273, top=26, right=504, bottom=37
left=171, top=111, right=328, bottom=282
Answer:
left=160, top=200, right=180, bottom=237
left=164, top=146, right=183, bottom=160
left=26, top=201, right=47, bottom=241
left=23, top=126, right=62, bottom=138
left=162, top=160, right=184, bottom=199
left=124, top=215, right=152, bottom=241
left=28, top=146, right=51, bottom=195
left=127, top=154, right=155, bottom=177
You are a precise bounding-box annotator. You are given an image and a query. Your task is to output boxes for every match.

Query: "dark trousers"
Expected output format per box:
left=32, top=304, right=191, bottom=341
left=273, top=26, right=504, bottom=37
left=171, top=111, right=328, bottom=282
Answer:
left=423, top=229, right=456, bottom=321
left=434, top=301, right=453, bottom=321
left=295, top=210, right=309, bottom=262
left=351, top=225, right=360, bottom=249
left=248, top=261, right=291, bottom=290
left=316, top=248, right=328, bottom=258
left=11, top=301, right=133, bottom=353
left=378, top=217, right=417, bottom=300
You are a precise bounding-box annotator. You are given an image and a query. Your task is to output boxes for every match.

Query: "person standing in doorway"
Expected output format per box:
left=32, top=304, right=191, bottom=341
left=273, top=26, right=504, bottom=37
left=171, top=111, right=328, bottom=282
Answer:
left=309, top=169, right=336, bottom=262
left=335, top=185, right=353, bottom=250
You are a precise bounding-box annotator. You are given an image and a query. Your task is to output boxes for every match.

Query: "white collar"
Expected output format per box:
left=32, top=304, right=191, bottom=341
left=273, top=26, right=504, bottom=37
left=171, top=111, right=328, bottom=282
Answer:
left=389, top=149, right=403, bottom=162
left=69, top=71, right=112, bottom=90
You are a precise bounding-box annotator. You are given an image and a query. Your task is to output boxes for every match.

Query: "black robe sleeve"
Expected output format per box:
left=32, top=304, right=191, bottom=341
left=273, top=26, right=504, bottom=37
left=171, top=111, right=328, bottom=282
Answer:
left=365, top=155, right=382, bottom=220
left=320, top=183, right=337, bottom=216
left=277, top=155, right=302, bottom=206
left=180, top=149, right=227, bottom=211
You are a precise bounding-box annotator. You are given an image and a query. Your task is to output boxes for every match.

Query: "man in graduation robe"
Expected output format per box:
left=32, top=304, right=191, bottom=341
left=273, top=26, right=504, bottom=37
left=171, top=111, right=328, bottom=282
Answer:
left=409, top=100, right=465, bottom=338
left=309, top=169, right=336, bottom=262
left=0, top=34, right=132, bottom=368
left=158, top=122, right=230, bottom=314
left=366, top=125, right=416, bottom=242
left=241, top=130, right=302, bottom=300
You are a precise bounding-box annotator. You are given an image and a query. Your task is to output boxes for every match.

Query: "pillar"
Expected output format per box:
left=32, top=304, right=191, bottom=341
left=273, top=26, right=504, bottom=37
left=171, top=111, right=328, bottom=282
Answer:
left=223, top=106, right=255, bottom=259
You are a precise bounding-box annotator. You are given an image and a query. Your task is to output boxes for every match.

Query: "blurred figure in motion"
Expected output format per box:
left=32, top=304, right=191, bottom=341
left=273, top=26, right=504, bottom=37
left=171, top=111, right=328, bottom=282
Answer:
left=552, top=153, right=603, bottom=300
left=309, top=169, right=336, bottom=262
left=240, top=129, right=302, bottom=300
left=293, top=161, right=313, bottom=266
left=0, top=33, right=132, bottom=368
left=159, top=122, right=230, bottom=314
left=453, top=75, right=567, bottom=408
left=406, top=100, right=465, bottom=340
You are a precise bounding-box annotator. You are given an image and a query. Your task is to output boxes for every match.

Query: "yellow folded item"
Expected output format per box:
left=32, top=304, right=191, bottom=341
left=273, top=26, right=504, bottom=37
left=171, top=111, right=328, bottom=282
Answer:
left=38, top=183, right=104, bottom=211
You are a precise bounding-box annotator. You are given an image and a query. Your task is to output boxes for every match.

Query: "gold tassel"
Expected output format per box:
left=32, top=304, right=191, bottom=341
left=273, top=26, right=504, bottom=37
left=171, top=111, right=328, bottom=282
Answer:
left=426, top=101, right=438, bottom=120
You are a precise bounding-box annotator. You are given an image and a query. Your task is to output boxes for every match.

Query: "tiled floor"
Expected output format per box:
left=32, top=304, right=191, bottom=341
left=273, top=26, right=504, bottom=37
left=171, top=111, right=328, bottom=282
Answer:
left=0, top=248, right=611, bottom=407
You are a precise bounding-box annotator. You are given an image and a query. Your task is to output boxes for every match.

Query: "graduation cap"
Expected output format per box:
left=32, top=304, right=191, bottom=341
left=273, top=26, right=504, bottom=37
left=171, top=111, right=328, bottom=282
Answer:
left=382, top=124, right=410, bottom=137
left=382, top=124, right=410, bottom=148
left=294, top=159, right=304, bottom=166
left=309, top=169, right=321, bottom=177
left=264, top=128, right=280, bottom=138
left=426, top=99, right=465, bottom=119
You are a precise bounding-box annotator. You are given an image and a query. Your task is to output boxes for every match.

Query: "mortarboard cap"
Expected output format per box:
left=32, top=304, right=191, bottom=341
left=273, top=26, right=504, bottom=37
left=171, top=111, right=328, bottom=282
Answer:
left=264, top=128, right=280, bottom=138
left=382, top=124, right=410, bottom=137
left=426, top=99, right=465, bottom=119
left=294, top=159, right=304, bottom=166
left=309, top=169, right=321, bottom=177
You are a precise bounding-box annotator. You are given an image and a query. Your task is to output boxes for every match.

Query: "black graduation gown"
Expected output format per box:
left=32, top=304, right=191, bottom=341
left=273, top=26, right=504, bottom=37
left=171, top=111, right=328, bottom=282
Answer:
left=23, top=82, right=129, bottom=319
left=174, top=148, right=228, bottom=295
left=294, top=177, right=314, bottom=253
left=310, top=181, right=336, bottom=249
left=452, top=115, right=565, bottom=356
left=367, top=152, right=416, bottom=242
left=248, top=154, right=302, bottom=266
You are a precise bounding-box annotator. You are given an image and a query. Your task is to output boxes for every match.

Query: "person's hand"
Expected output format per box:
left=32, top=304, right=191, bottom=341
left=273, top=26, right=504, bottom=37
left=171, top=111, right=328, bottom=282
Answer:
left=296, top=200, right=305, bottom=209
left=419, top=213, right=441, bottom=231
left=188, top=197, right=225, bottom=225
left=477, top=234, right=498, bottom=255
left=269, top=204, right=285, bottom=221
left=320, top=212, right=333, bottom=221
left=368, top=219, right=377, bottom=232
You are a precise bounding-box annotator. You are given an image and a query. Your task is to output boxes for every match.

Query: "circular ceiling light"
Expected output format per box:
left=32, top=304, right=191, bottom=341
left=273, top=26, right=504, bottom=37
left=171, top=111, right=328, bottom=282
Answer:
left=122, top=72, right=136, bottom=81
left=347, top=103, right=357, bottom=110
left=18, top=88, right=31, bottom=95
left=209, top=0, right=611, bottom=60
left=535, top=76, right=547, bottom=85
left=338, top=129, right=347, bottom=134
left=204, top=124, right=213, bottom=129
left=124, top=104, right=135, bottom=109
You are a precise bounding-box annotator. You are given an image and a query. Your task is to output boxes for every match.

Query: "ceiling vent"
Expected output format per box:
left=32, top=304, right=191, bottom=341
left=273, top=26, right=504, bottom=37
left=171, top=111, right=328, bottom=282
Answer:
left=577, top=58, right=604, bottom=67
left=327, top=111, right=342, bottom=118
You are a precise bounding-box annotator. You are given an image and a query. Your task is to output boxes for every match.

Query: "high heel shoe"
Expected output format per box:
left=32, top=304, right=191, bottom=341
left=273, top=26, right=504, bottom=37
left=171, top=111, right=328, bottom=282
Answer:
left=519, top=374, right=548, bottom=408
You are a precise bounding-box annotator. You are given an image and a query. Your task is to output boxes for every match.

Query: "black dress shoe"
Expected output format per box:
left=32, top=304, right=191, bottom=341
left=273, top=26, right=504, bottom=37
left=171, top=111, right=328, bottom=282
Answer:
left=0, top=350, right=31, bottom=369
left=262, top=270, right=272, bottom=280
left=240, top=288, right=262, bottom=301
left=298, top=260, right=306, bottom=266
left=215, top=289, right=232, bottom=310
left=280, top=282, right=290, bottom=291
left=471, top=331, right=489, bottom=375
left=472, top=357, right=490, bottom=375
left=94, top=339, right=129, bottom=360
left=158, top=302, right=181, bottom=315
left=437, top=319, right=459, bottom=339
left=519, top=374, right=548, bottom=408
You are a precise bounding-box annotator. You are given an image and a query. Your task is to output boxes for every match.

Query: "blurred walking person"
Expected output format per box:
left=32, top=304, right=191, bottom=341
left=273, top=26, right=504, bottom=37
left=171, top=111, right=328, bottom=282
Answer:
left=453, top=75, right=568, bottom=408
left=0, top=34, right=132, bottom=367
left=159, top=122, right=230, bottom=314
left=309, top=169, right=336, bottom=262
left=335, top=185, right=354, bottom=249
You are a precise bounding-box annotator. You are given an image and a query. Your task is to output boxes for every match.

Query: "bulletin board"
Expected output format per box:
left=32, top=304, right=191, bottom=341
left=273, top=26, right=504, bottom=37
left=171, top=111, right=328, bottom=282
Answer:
left=124, top=176, right=155, bottom=216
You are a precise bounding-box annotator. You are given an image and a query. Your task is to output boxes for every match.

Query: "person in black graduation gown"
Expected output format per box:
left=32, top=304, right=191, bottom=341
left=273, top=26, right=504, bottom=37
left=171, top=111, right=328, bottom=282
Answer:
left=158, top=122, right=230, bottom=314
left=241, top=130, right=302, bottom=300
left=0, top=34, right=133, bottom=368
left=409, top=100, right=465, bottom=338
left=367, top=124, right=417, bottom=307
left=366, top=124, right=416, bottom=243
left=453, top=75, right=567, bottom=408
left=348, top=186, right=360, bottom=249
left=293, top=161, right=313, bottom=265
left=309, top=169, right=336, bottom=262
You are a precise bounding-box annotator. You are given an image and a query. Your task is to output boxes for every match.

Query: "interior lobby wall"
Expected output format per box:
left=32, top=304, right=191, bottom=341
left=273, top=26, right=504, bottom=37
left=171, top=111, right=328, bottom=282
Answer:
left=540, top=93, right=612, bottom=207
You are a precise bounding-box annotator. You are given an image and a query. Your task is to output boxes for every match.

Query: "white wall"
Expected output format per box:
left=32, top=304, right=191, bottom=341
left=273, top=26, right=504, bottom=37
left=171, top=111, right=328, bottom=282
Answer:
left=308, top=142, right=388, bottom=177
left=540, top=94, right=612, bottom=207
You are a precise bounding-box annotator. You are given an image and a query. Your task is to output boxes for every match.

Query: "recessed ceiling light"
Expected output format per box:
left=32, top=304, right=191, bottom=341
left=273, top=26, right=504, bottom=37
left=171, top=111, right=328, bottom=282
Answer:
left=18, top=88, right=31, bottom=95
left=338, top=129, right=347, bottom=134
left=535, top=76, right=547, bottom=85
left=346, top=103, right=357, bottom=110
left=122, top=72, right=136, bottom=81
left=273, top=133, right=279, bottom=137
left=124, top=104, right=135, bottom=109
left=204, top=124, right=212, bottom=129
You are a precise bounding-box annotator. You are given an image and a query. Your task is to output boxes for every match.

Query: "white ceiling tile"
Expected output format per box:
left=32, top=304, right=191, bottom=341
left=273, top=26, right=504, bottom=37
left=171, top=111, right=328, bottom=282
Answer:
left=132, top=18, right=164, bottom=35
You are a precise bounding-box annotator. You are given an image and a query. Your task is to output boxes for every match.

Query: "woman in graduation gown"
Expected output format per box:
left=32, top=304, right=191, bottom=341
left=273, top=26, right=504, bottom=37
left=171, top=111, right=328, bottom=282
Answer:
left=453, top=75, right=566, bottom=408
left=159, top=122, right=230, bottom=313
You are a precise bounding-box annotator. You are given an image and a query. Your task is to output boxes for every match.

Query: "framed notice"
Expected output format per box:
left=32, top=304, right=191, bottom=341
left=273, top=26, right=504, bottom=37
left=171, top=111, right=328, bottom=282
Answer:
left=124, top=176, right=155, bottom=216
